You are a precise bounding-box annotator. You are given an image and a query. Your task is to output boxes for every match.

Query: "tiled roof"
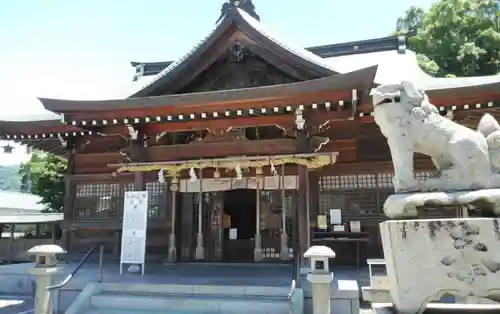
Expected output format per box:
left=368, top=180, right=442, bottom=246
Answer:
left=1, top=112, right=61, bottom=122
left=129, top=35, right=404, bottom=80
left=129, top=7, right=340, bottom=97
left=39, top=66, right=377, bottom=112
left=0, top=213, right=63, bottom=224
left=236, top=9, right=340, bottom=73
left=324, top=49, right=500, bottom=91
left=128, top=16, right=228, bottom=97
left=0, top=191, right=45, bottom=213
left=324, top=50, right=429, bottom=85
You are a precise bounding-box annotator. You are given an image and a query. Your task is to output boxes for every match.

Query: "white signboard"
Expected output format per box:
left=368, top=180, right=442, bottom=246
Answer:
left=120, top=191, right=148, bottom=275
left=229, top=228, right=238, bottom=240
left=329, top=209, right=342, bottom=225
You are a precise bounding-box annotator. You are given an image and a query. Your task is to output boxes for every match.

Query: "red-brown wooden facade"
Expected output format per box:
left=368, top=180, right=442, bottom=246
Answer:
left=2, top=4, right=500, bottom=265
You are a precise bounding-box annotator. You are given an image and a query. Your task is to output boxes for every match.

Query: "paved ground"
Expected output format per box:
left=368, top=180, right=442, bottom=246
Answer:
left=0, top=261, right=371, bottom=313
left=0, top=296, right=32, bottom=314
left=0, top=298, right=373, bottom=314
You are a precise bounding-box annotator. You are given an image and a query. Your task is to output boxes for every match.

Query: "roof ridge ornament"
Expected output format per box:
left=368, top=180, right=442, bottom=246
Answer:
left=216, top=0, right=260, bottom=24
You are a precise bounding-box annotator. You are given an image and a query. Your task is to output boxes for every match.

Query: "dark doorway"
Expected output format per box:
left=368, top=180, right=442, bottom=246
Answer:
left=223, top=189, right=256, bottom=262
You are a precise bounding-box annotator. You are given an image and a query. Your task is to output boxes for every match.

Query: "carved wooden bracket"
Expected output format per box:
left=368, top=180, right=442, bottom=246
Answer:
left=275, top=124, right=296, bottom=137
left=57, top=134, right=67, bottom=148
left=205, top=127, right=233, bottom=136
left=119, top=148, right=132, bottom=163
left=126, top=125, right=138, bottom=140
left=155, top=131, right=167, bottom=142
left=311, top=136, right=330, bottom=152
left=197, top=127, right=247, bottom=143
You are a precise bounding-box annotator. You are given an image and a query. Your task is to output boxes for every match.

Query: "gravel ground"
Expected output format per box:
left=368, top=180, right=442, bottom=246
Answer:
left=0, top=296, right=33, bottom=314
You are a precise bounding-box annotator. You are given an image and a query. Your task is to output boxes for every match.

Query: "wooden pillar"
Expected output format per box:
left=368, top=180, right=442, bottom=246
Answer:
left=254, top=168, right=263, bottom=261
left=167, top=177, right=179, bottom=263
left=295, top=109, right=313, bottom=268
left=179, top=193, right=194, bottom=261
left=51, top=223, right=57, bottom=244
left=7, top=224, right=15, bottom=264
left=195, top=170, right=204, bottom=260
left=62, top=148, right=75, bottom=252
left=130, top=129, right=145, bottom=191
left=279, top=164, right=289, bottom=261
left=297, top=166, right=310, bottom=269
left=308, top=171, right=320, bottom=226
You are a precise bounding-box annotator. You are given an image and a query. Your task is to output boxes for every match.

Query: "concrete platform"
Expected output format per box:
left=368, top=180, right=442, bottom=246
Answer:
left=373, top=302, right=500, bottom=313
left=0, top=261, right=369, bottom=314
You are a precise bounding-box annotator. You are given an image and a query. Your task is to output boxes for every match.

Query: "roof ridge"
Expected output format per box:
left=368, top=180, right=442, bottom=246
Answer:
left=128, top=10, right=237, bottom=98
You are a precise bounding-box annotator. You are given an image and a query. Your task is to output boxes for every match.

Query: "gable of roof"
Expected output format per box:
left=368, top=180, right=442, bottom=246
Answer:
left=129, top=7, right=340, bottom=98
left=131, top=35, right=406, bottom=81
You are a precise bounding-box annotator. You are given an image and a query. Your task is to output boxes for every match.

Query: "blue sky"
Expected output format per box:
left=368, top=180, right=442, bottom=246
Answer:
left=0, top=0, right=436, bottom=164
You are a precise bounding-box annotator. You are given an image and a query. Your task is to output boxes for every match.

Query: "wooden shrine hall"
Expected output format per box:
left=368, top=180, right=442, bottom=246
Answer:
left=2, top=1, right=500, bottom=266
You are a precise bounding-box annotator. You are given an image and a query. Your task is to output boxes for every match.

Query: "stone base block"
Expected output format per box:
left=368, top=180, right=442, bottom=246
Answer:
left=195, top=233, right=204, bottom=260
left=127, top=265, right=140, bottom=273
left=383, top=189, right=500, bottom=219
left=362, top=286, right=391, bottom=303
left=380, top=217, right=500, bottom=314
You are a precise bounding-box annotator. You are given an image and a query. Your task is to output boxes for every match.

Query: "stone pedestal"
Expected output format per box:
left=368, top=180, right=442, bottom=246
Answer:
left=383, top=189, right=500, bottom=219
left=380, top=217, right=500, bottom=313
left=167, top=233, right=177, bottom=263
left=195, top=233, right=204, bottom=260
left=128, top=265, right=140, bottom=273
left=254, top=233, right=263, bottom=262
left=307, top=273, right=334, bottom=314
left=280, top=232, right=289, bottom=261
left=30, top=267, right=60, bottom=314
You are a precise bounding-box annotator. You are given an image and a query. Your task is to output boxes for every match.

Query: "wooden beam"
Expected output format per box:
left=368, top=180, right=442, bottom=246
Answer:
left=145, top=139, right=302, bottom=162
left=74, top=152, right=126, bottom=166
left=67, top=89, right=353, bottom=123
left=320, top=161, right=394, bottom=175
left=73, top=165, right=113, bottom=174
left=73, top=138, right=355, bottom=169
left=141, top=115, right=295, bottom=133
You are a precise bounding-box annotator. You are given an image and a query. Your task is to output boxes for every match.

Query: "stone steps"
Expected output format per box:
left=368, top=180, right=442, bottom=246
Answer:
left=84, top=310, right=214, bottom=314
left=65, top=283, right=303, bottom=314
left=90, top=292, right=290, bottom=314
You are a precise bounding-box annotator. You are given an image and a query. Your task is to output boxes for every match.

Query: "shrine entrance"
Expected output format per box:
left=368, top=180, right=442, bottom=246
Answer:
left=222, top=189, right=256, bottom=262
left=176, top=181, right=298, bottom=263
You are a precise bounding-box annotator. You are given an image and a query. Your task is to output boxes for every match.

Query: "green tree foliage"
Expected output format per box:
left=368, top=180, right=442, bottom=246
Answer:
left=397, top=0, right=500, bottom=77
left=19, top=153, right=67, bottom=212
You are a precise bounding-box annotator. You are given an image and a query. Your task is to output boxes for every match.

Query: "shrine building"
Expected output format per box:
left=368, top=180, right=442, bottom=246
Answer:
left=2, top=1, right=500, bottom=266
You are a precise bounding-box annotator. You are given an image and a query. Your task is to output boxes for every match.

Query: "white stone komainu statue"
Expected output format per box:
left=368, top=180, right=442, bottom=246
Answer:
left=371, top=82, right=500, bottom=313
left=372, top=81, right=500, bottom=194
